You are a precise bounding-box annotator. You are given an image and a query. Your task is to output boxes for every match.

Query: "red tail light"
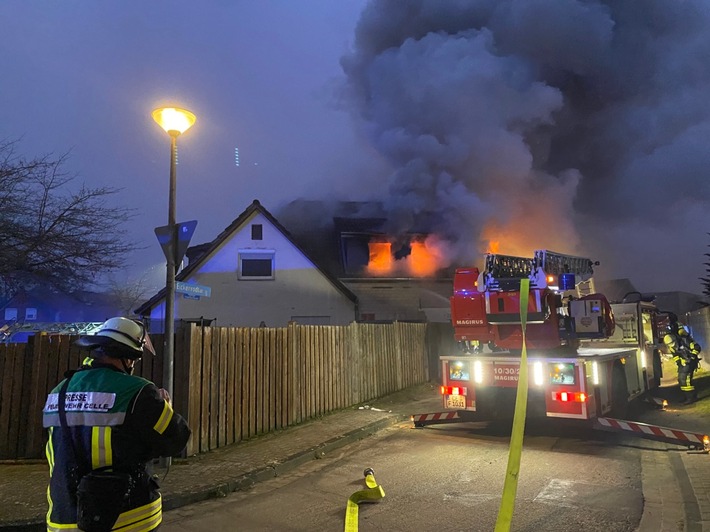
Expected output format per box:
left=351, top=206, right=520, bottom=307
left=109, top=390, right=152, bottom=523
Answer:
left=440, top=386, right=467, bottom=396
left=552, top=391, right=587, bottom=402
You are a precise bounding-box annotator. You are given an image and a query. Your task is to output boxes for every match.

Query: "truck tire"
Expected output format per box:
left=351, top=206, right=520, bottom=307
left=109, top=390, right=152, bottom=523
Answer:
left=610, top=365, right=629, bottom=418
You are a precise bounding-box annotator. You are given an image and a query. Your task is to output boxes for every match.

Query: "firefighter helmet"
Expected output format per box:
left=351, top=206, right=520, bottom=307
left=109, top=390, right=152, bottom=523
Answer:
left=678, top=325, right=689, bottom=337
left=75, top=317, right=155, bottom=359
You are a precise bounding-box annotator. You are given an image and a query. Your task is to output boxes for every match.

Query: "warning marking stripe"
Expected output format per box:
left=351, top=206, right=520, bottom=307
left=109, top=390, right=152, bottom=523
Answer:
left=597, top=417, right=706, bottom=445
left=411, top=411, right=461, bottom=423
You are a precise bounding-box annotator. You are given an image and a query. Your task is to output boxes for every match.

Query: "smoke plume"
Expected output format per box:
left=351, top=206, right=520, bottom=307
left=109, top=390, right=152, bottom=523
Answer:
left=337, top=0, right=710, bottom=292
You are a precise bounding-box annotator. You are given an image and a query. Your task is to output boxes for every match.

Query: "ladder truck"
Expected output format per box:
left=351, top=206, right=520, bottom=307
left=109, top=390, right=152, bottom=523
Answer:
left=412, top=250, right=709, bottom=451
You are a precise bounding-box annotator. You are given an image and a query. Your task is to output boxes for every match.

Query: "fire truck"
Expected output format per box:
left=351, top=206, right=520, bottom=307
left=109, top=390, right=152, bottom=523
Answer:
left=412, top=250, right=709, bottom=450
left=440, top=249, right=664, bottom=420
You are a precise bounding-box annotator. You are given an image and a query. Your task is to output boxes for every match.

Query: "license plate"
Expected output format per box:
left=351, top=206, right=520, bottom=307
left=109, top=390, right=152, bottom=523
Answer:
left=446, top=395, right=466, bottom=409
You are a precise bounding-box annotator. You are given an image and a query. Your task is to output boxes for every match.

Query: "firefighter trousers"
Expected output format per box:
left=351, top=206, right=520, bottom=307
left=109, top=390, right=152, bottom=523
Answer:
left=677, top=363, right=697, bottom=403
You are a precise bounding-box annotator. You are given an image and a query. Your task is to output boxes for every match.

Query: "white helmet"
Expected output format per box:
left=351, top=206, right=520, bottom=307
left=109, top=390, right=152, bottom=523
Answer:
left=76, top=317, right=155, bottom=359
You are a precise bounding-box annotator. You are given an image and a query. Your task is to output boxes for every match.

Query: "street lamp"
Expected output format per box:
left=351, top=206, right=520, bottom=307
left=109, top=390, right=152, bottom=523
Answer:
left=152, top=107, right=196, bottom=401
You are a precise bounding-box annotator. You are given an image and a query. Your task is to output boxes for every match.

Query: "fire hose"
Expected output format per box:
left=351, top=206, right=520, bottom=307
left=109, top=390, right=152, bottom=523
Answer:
left=344, top=468, right=385, bottom=532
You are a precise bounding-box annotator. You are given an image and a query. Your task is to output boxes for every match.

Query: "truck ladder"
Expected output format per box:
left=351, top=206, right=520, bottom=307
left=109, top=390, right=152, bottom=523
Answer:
left=593, top=417, right=709, bottom=452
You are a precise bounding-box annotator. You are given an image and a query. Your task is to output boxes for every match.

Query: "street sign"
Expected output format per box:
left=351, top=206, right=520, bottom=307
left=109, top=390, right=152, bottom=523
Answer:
left=176, top=281, right=211, bottom=298
left=155, top=220, right=198, bottom=266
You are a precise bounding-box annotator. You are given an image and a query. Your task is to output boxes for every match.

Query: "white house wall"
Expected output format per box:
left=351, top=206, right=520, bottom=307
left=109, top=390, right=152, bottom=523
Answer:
left=172, top=212, right=356, bottom=327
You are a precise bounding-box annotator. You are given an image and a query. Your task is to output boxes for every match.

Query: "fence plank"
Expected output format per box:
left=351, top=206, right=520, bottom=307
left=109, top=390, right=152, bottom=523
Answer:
left=6, top=345, right=25, bottom=458
left=275, top=329, right=284, bottom=430
left=267, top=328, right=276, bottom=432
left=0, top=346, right=16, bottom=459
left=25, top=337, right=49, bottom=458
left=256, top=328, right=265, bottom=434
left=240, top=329, right=250, bottom=440
left=234, top=328, right=243, bottom=443
left=200, top=327, right=212, bottom=454
left=218, top=328, right=228, bottom=448
left=209, top=328, right=219, bottom=450
left=248, top=328, right=258, bottom=438
left=225, top=327, right=236, bottom=445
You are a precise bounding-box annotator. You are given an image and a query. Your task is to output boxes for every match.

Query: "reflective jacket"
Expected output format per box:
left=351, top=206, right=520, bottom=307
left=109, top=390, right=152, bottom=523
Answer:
left=42, top=363, right=191, bottom=532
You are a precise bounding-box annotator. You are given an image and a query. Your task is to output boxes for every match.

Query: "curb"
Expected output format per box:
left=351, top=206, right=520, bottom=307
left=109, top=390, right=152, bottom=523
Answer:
left=0, top=413, right=408, bottom=532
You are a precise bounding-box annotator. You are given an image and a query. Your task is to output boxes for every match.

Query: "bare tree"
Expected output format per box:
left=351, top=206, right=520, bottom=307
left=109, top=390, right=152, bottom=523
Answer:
left=0, top=140, right=139, bottom=296
left=105, top=272, right=154, bottom=316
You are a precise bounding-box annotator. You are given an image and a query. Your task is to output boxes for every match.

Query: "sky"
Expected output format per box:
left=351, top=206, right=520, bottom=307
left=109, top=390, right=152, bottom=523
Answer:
left=1, top=1, right=710, bottom=297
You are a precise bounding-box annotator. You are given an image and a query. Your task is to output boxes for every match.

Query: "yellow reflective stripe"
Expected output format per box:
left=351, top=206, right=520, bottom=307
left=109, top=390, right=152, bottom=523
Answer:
left=114, top=511, right=161, bottom=532
left=113, top=495, right=162, bottom=530
left=46, top=427, right=55, bottom=527
left=91, top=426, right=113, bottom=469
left=46, top=521, right=80, bottom=531
left=153, top=401, right=173, bottom=435
left=46, top=427, right=55, bottom=474
left=105, top=426, right=113, bottom=467
left=92, top=426, right=100, bottom=469
left=46, top=497, right=160, bottom=532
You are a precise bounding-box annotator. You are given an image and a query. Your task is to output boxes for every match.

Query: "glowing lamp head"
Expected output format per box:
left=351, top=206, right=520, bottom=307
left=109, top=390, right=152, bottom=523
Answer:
left=152, top=107, right=196, bottom=136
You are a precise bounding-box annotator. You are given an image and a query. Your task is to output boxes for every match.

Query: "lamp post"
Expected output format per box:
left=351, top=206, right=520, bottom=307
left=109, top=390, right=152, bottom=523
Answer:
left=151, top=107, right=196, bottom=401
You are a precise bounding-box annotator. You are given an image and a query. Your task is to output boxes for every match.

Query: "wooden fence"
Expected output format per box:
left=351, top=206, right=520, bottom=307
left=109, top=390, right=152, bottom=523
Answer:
left=0, top=321, right=431, bottom=460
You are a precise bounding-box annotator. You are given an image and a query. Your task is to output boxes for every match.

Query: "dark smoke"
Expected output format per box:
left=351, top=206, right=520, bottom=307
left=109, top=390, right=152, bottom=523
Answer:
left=335, top=0, right=710, bottom=292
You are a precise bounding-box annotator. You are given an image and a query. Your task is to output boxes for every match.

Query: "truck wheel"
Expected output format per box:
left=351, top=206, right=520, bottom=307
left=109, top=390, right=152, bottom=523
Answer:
left=610, top=365, right=629, bottom=418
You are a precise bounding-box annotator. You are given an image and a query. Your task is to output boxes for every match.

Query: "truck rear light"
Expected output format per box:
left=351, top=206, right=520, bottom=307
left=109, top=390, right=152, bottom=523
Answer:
left=552, top=391, right=587, bottom=403
left=533, top=361, right=544, bottom=386
left=441, top=386, right=467, bottom=396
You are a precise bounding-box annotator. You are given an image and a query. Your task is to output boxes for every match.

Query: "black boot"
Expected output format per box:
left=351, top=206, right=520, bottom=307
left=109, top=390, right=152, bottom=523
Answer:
left=681, top=391, right=695, bottom=405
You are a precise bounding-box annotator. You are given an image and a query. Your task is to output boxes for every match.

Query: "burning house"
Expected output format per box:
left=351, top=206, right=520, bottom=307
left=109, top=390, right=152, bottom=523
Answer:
left=278, top=200, right=455, bottom=323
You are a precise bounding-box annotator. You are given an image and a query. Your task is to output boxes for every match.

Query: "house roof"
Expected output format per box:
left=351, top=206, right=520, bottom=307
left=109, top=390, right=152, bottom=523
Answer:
left=135, top=199, right=358, bottom=315
left=276, top=199, right=455, bottom=280
left=0, top=288, right=121, bottom=322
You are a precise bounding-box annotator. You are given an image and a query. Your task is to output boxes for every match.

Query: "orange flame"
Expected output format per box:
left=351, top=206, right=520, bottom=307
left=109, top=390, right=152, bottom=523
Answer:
left=366, top=236, right=448, bottom=277
left=367, top=242, right=393, bottom=275
left=487, top=240, right=500, bottom=254
left=409, top=242, right=435, bottom=277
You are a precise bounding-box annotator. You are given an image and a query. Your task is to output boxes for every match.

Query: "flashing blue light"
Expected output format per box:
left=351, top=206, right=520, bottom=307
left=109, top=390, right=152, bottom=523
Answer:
left=559, top=273, right=576, bottom=290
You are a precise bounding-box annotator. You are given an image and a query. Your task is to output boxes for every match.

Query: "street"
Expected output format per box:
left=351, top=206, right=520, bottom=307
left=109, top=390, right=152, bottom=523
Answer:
left=161, top=419, right=643, bottom=532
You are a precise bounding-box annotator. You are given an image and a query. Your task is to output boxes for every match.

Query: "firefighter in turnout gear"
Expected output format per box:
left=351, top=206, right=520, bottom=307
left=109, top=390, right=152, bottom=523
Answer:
left=663, top=314, right=702, bottom=405
left=42, top=317, right=191, bottom=531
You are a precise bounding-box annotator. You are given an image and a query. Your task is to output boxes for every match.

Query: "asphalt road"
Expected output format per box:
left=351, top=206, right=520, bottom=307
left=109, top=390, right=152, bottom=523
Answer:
left=161, top=419, right=643, bottom=532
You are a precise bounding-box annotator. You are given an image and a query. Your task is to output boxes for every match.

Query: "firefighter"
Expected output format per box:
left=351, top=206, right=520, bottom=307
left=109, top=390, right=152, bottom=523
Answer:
left=42, top=317, right=191, bottom=532
left=663, top=314, right=702, bottom=405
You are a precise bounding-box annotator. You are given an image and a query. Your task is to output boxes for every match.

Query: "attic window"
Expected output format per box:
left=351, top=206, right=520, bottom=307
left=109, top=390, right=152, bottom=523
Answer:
left=25, top=307, right=37, bottom=320
left=238, top=250, right=275, bottom=280
left=4, top=308, right=17, bottom=321
left=251, top=224, right=263, bottom=240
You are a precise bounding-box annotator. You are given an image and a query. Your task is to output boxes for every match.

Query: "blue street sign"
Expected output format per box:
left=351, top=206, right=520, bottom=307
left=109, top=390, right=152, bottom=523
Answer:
left=175, top=281, right=211, bottom=298
left=183, top=293, right=201, bottom=300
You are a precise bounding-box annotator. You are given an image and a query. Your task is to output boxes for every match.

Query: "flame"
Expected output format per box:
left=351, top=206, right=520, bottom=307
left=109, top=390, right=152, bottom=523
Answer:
left=366, top=236, right=449, bottom=277
left=409, top=241, right=437, bottom=277
left=367, top=241, right=393, bottom=275
left=480, top=223, right=535, bottom=258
